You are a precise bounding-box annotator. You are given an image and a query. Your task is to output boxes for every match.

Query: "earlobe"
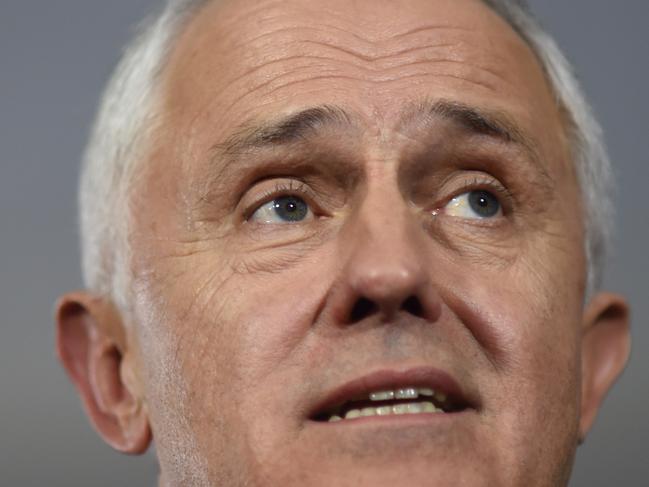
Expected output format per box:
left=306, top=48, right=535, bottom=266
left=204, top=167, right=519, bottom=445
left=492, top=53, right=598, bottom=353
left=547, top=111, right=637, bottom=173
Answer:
left=579, top=292, right=630, bottom=441
left=55, top=292, right=152, bottom=454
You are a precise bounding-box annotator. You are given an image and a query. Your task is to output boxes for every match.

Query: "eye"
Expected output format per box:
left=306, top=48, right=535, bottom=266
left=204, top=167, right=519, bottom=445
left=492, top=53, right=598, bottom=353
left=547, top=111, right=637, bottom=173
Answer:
left=443, top=189, right=502, bottom=219
left=249, top=195, right=314, bottom=223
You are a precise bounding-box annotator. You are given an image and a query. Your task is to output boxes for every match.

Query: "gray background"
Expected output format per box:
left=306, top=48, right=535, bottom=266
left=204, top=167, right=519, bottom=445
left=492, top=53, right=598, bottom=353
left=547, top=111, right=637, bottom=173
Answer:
left=1, top=1, right=647, bottom=485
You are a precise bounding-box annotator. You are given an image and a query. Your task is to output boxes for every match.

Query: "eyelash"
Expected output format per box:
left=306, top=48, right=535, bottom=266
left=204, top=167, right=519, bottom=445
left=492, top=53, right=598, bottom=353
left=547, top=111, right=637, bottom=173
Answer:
left=244, top=179, right=319, bottom=220
left=442, top=175, right=514, bottom=214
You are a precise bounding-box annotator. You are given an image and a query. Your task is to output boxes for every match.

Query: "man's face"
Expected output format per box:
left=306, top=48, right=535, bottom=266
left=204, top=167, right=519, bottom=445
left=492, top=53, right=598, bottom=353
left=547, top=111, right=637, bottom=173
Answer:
left=128, top=0, right=586, bottom=484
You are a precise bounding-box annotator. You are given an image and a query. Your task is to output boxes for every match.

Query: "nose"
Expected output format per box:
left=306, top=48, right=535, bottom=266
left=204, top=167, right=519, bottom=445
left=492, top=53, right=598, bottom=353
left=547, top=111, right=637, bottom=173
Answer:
left=328, top=192, right=442, bottom=326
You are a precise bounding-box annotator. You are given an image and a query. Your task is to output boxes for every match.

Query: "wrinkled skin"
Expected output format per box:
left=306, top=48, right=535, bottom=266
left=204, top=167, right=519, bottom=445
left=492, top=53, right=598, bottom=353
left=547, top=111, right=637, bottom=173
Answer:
left=56, top=0, right=631, bottom=486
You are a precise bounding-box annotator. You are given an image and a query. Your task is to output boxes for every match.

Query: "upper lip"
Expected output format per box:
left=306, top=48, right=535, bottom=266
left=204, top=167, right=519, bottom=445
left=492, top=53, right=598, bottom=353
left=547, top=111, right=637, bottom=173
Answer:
left=308, top=365, right=477, bottom=420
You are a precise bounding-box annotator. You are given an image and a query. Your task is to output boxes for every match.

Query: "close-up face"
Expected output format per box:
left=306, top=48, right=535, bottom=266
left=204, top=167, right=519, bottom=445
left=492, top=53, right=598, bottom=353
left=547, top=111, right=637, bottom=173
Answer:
left=90, top=0, right=610, bottom=485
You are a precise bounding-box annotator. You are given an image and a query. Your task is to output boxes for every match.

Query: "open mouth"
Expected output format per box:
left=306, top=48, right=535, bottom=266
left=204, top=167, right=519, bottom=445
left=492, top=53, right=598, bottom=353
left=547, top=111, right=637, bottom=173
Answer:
left=309, top=368, right=474, bottom=423
left=313, top=386, right=466, bottom=422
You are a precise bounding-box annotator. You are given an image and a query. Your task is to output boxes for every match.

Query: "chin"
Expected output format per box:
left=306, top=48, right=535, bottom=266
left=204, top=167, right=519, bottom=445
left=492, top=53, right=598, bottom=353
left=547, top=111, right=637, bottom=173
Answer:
left=253, top=455, right=497, bottom=487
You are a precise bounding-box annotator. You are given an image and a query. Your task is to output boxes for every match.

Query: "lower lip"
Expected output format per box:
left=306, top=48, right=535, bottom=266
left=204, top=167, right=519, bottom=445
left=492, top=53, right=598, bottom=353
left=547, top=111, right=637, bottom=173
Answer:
left=311, top=409, right=474, bottom=427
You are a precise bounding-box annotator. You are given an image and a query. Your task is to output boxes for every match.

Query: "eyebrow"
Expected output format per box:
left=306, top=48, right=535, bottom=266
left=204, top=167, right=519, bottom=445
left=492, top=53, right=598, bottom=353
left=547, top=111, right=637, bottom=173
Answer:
left=217, top=105, right=353, bottom=156
left=213, top=99, right=538, bottom=160
left=402, top=99, right=538, bottom=153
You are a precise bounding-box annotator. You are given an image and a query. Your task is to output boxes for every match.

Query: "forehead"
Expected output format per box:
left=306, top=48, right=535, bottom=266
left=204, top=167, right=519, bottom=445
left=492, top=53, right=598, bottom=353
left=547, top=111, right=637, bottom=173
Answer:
left=159, top=0, right=566, bottom=167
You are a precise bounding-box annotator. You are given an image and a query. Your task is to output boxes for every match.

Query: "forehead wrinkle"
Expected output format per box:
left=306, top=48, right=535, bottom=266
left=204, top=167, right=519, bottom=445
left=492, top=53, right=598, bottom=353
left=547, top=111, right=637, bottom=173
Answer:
left=195, top=23, right=517, bottom=118
left=295, top=39, right=466, bottom=66
left=166, top=0, right=543, bottom=118
left=280, top=32, right=515, bottom=92
left=218, top=72, right=362, bottom=123
left=214, top=57, right=507, bottom=123
left=229, top=22, right=372, bottom=52
left=190, top=1, right=520, bottom=71
left=220, top=53, right=351, bottom=97
left=221, top=40, right=504, bottom=99
left=217, top=56, right=504, bottom=119
left=279, top=0, right=491, bottom=46
left=258, top=71, right=497, bottom=106
left=231, top=22, right=511, bottom=70
left=375, top=59, right=502, bottom=91
left=220, top=11, right=503, bottom=65
left=389, top=23, right=475, bottom=41
left=193, top=1, right=375, bottom=57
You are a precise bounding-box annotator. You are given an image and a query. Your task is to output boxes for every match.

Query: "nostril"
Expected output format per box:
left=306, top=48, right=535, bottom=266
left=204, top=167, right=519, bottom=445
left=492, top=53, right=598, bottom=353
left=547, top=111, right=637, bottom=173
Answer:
left=401, top=295, right=424, bottom=318
left=350, top=297, right=378, bottom=323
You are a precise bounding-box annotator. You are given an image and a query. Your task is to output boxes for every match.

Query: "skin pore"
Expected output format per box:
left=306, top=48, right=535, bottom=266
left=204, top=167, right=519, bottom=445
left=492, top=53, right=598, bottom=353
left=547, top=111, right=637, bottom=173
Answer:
left=56, top=0, right=630, bottom=486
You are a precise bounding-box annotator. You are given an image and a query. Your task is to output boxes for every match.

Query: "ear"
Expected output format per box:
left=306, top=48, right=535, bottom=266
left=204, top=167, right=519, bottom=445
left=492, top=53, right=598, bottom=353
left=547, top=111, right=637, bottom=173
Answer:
left=55, top=291, right=152, bottom=454
left=579, top=292, right=630, bottom=441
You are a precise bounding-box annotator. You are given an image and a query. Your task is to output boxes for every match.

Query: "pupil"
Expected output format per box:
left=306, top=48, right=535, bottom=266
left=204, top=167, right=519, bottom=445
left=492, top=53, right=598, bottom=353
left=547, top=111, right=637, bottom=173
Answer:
left=468, top=190, right=500, bottom=218
left=273, top=196, right=308, bottom=222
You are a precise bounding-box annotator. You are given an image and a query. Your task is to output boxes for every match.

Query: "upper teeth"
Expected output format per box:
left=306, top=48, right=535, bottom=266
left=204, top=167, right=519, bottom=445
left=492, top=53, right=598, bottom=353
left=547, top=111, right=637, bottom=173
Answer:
left=369, top=387, right=439, bottom=401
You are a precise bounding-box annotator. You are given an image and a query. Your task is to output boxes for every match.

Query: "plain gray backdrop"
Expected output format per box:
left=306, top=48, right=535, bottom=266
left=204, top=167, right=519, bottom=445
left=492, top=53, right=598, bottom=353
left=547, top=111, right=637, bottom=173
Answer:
left=1, top=1, right=647, bottom=485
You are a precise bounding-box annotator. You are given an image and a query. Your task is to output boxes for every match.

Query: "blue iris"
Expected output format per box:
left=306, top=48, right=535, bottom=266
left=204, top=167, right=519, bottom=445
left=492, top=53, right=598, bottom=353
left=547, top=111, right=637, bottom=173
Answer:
left=272, top=195, right=309, bottom=222
left=468, top=190, right=500, bottom=218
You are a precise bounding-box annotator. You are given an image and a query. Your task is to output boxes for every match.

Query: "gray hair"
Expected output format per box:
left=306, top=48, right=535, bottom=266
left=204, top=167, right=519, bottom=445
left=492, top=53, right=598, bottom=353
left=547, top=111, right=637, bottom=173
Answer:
left=79, top=0, right=613, bottom=309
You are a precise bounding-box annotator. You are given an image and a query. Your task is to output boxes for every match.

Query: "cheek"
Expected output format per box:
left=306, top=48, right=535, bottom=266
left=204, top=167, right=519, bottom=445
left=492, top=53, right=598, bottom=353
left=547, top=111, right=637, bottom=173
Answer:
left=134, top=248, right=330, bottom=410
left=443, top=250, right=583, bottom=482
left=460, top=242, right=584, bottom=459
left=497, top=197, right=586, bottom=369
left=224, top=263, right=332, bottom=379
left=131, top=258, right=271, bottom=484
left=489, top=247, right=584, bottom=388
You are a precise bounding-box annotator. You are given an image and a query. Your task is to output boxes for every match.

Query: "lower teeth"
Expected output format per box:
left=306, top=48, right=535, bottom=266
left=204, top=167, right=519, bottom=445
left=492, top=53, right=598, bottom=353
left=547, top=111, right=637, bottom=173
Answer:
left=329, top=401, right=442, bottom=422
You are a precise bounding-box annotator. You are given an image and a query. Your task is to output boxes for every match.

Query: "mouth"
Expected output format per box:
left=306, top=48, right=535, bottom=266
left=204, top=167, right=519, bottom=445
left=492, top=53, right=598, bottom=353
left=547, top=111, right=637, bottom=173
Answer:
left=309, top=367, right=476, bottom=423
